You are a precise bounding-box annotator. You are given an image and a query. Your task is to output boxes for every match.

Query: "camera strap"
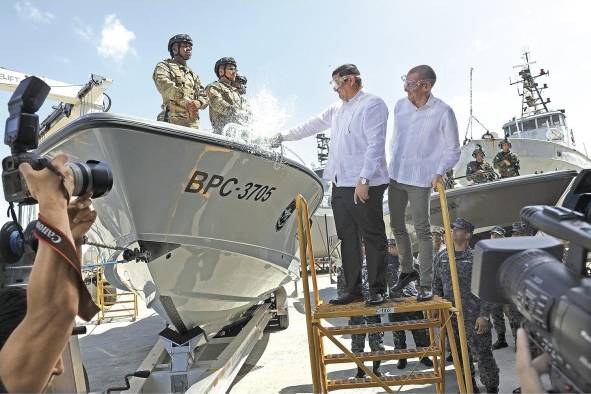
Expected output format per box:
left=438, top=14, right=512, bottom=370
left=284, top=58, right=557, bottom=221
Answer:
left=33, top=215, right=99, bottom=321
left=44, top=161, right=71, bottom=202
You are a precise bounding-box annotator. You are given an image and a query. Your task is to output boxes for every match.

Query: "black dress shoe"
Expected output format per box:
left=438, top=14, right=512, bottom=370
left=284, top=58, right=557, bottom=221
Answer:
left=397, top=358, right=407, bottom=369
left=355, top=367, right=366, bottom=379
left=329, top=293, right=362, bottom=305
left=416, top=286, right=433, bottom=302
left=366, top=292, right=385, bottom=305
left=492, top=335, right=508, bottom=350
left=446, top=353, right=453, bottom=362
left=372, top=361, right=381, bottom=377
left=391, top=270, right=419, bottom=292
left=420, top=357, right=434, bottom=367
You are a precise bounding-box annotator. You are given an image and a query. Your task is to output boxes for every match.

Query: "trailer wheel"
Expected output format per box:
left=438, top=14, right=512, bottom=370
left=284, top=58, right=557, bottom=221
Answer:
left=278, top=313, right=289, bottom=329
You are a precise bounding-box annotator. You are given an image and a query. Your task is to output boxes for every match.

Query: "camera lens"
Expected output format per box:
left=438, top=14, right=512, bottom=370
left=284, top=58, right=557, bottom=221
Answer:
left=67, top=160, right=113, bottom=198
left=499, top=249, right=578, bottom=324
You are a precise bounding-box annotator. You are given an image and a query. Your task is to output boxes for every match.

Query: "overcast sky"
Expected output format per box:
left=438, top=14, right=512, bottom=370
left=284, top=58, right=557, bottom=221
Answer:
left=1, top=0, right=590, bottom=221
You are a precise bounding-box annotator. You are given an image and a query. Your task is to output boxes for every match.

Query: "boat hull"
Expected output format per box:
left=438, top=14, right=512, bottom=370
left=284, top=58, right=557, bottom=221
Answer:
left=38, top=113, right=323, bottom=335
left=384, top=170, right=577, bottom=237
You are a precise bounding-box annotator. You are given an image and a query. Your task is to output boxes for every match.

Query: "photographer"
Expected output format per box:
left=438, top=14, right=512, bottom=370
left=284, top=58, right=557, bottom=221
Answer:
left=0, top=154, right=98, bottom=393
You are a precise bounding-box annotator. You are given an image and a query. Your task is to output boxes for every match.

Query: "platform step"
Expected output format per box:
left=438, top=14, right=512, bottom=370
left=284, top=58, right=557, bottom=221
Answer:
left=323, top=318, right=439, bottom=335
left=314, top=295, right=452, bottom=319
left=324, top=347, right=440, bottom=364
left=327, top=372, right=440, bottom=390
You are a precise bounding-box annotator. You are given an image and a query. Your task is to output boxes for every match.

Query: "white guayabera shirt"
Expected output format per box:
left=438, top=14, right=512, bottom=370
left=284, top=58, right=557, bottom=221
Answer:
left=282, top=90, right=389, bottom=187
left=389, top=94, right=461, bottom=188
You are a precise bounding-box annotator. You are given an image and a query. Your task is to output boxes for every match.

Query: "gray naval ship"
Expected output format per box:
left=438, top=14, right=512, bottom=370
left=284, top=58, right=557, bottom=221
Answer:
left=385, top=51, right=591, bottom=236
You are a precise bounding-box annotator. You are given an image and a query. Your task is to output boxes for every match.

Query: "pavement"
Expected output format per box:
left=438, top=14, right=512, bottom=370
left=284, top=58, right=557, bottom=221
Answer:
left=78, top=302, right=166, bottom=392
left=79, top=272, right=522, bottom=393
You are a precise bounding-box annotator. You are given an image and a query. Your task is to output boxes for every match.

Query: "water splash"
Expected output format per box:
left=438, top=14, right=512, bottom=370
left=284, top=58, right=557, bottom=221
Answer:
left=249, top=87, right=293, bottom=139
left=220, top=86, right=299, bottom=168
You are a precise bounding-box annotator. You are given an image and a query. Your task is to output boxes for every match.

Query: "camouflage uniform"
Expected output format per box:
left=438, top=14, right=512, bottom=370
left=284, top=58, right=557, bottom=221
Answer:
left=205, top=79, right=247, bottom=134
left=466, top=160, right=496, bottom=184
left=153, top=59, right=208, bottom=129
left=432, top=248, right=500, bottom=388
left=491, top=303, right=520, bottom=338
left=336, top=264, right=384, bottom=353
left=386, top=255, right=429, bottom=349
left=493, top=151, right=520, bottom=178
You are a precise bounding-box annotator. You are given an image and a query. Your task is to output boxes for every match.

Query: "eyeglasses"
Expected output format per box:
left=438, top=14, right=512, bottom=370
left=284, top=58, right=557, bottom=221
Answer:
left=329, top=75, right=351, bottom=90
left=401, top=75, right=433, bottom=90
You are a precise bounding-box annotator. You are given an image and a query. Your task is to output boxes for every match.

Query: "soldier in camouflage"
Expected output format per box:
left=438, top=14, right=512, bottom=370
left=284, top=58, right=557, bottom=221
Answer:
left=466, top=144, right=497, bottom=184
left=431, top=226, right=445, bottom=254
left=206, top=57, right=249, bottom=134
left=336, top=253, right=384, bottom=378
left=432, top=218, right=500, bottom=393
left=153, top=34, right=208, bottom=129
left=493, top=139, right=520, bottom=178
left=233, top=74, right=252, bottom=127
left=385, top=239, right=433, bottom=370
left=234, top=74, right=247, bottom=95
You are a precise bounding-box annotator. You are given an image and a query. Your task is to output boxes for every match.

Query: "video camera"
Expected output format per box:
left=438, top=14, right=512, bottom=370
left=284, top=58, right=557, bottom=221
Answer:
left=0, top=76, right=113, bottom=263
left=472, top=171, right=591, bottom=393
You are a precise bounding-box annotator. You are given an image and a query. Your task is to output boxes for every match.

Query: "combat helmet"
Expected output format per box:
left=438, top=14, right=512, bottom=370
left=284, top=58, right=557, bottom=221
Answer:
left=499, top=138, right=512, bottom=149
left=214, top=57, right=237, bottom=77
left=168, top=34, right=193, bottom=57
left=490, top=226, right=506, bottom=237
left=472, top=143, right=485, bottom=158
left=235, top=74, right=247, bottom=85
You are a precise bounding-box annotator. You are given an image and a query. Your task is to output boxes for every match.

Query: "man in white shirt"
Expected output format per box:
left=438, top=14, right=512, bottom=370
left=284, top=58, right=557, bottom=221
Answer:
left=272, top=64, right=390, bottom=305
left=388, top=65, right=460, bottom=302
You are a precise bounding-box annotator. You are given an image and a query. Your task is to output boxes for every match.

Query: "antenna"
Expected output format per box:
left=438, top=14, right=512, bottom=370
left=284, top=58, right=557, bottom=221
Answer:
left=463, top=67, right=491, bottom=144
left=316, top=133, right=330, bottom=168
left=509, top=50, right=551, bottom=116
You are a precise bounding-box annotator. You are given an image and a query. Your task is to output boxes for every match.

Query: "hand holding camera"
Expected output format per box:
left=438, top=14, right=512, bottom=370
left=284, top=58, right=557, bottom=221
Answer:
left=18, top=153, right=74, bottom=209
left=68, top=193, right=96, bottom=243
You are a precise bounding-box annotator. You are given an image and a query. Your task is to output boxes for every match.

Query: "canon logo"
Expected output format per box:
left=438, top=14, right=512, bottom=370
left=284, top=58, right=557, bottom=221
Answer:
left=36, top=222, right=62, bottom=244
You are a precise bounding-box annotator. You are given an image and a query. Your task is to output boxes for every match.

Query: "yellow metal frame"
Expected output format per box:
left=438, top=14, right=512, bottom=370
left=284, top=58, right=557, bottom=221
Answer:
left=95, top=267, right=138, bottom=324
left=295, top=181, right=473, bottom=393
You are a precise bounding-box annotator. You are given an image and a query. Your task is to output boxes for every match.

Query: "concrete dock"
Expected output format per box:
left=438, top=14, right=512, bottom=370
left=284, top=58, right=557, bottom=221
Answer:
left=80, top=272, right=521, bottom=393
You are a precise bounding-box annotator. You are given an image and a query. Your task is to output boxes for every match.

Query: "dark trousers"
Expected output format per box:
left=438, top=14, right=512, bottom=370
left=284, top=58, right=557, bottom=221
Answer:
left=331, top=184, right=388, bottom=295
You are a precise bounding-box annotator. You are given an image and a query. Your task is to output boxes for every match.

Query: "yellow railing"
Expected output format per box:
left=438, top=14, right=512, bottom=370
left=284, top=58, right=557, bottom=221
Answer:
left=295, top=181, right=473, bottom=393
left=95, top=267, right=138, bottom=324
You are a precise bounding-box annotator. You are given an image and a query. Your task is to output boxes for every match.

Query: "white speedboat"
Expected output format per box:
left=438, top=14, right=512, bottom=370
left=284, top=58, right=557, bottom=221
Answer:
left=37, top=113, right=323, bottom=337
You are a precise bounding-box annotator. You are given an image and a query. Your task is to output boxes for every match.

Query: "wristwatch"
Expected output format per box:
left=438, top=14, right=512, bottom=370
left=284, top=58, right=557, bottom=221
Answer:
left=359, top=177, right=369, bottom=185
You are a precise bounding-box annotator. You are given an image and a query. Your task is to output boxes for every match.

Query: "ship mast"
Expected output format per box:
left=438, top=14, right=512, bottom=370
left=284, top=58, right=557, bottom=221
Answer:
left=463, top=67, right=490, bottom=144
left=510, top=50, right=551, bottom=117
left=316, top=133, right=329, bottom=168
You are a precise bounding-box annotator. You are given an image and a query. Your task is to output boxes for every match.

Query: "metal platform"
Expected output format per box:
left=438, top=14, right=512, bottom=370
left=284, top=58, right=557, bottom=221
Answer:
left=294, top=186, right=476, bottom=393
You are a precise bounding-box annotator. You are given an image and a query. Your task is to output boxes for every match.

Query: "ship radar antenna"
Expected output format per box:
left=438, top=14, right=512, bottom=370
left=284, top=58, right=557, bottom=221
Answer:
left=510, top=49, right=551, bottom=117
left=463, top=67, right=491, bottom=145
